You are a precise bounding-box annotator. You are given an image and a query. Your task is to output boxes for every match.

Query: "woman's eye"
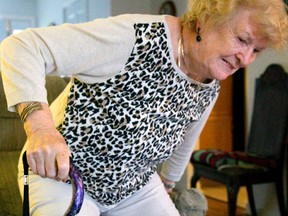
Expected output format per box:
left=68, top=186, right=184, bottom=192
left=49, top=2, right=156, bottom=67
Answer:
left=238, top=37, right=247, bottom=44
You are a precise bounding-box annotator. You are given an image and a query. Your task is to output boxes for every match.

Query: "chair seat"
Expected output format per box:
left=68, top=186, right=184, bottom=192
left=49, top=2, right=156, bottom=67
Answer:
left=191, top=149, right=276, bottom=172
left=217, top=165, right=267, bottom=176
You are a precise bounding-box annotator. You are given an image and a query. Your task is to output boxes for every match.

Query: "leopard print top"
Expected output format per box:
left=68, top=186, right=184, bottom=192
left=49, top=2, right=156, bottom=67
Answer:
left=59, top=22, right=220, bottom=206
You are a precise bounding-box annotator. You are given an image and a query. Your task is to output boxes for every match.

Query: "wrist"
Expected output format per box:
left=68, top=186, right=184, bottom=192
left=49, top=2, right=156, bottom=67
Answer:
left=161, top=176, right=176, bottom=189
left=20, top=103, right=56, bottom=135
left=19, top=102, right=43, bottom=123
left=163, top=181, right=176, bottom=189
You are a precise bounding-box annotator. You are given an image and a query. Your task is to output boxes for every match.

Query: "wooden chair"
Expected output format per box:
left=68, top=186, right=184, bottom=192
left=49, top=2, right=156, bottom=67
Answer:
left=190, top=64, right=288, bottom=216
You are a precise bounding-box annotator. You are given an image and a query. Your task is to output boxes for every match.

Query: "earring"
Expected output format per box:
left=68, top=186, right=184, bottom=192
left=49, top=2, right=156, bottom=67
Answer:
left=196, top=27, right=201, bottom=42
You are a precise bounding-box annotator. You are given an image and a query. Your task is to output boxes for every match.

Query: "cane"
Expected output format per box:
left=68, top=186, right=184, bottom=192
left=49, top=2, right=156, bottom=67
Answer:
left=22, top=151, right=84, bottom=216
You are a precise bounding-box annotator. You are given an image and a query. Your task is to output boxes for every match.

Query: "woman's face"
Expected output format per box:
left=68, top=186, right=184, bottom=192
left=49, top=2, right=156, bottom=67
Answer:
left=189, top=9, right=269, bottom=81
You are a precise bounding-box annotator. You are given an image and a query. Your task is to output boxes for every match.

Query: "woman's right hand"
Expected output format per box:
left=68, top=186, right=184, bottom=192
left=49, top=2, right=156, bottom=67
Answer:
left=18, top=102, right=71, bottom=181
left=26, top=126, right=71, bottom=181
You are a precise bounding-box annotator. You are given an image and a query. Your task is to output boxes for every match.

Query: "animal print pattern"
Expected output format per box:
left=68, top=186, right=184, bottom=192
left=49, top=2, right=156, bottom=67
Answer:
left=59, top=22, right=220, bottom=206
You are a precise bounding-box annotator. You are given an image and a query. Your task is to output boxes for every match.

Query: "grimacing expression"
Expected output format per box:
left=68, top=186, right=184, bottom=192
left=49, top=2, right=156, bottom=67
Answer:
left=191, top=9, right=268, bottom=81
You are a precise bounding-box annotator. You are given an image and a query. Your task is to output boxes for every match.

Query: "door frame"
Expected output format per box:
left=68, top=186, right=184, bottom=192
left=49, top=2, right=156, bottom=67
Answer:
left=232, top=68, right=246, bottom=151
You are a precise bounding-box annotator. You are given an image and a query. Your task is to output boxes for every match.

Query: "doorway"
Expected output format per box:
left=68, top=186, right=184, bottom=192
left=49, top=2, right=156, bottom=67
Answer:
left=197, top=68, right=247, bottom=207
left=199, top=68, right=245, bottom=152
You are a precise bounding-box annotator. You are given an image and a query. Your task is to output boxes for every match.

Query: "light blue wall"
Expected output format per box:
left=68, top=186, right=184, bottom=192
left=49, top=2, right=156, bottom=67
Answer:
left=0, top=0, right=37, bottom=42
left=0, top=0, right=37, bottom=17
left=0, top=0, right=111, bottom=28
left=0, top=0, right=188, bottom=28
left=0, top=0, right=112, bottom=42
left=37, top=0, right=75, bottom=27
left=89, top=0, right=111, bottom=21
left=37, top=0, right=111, bottom=27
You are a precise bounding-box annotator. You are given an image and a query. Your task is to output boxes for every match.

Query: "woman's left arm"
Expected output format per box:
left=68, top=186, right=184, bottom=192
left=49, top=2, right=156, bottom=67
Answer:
left=160, top=97, right=218, bottom=187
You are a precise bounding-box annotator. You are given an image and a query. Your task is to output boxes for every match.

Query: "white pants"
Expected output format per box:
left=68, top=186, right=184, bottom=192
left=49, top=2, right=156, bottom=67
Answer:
left=18, top=170, right=180, bottom=216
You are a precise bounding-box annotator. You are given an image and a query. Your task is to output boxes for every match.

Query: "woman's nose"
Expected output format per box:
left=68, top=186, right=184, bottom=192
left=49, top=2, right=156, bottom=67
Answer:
left=236, top=48, right=257, bottom=67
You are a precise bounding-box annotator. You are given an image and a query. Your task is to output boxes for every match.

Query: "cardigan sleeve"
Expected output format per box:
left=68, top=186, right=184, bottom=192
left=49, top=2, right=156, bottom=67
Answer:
left=160, top=95, right=218, bottom=182
left=1, top=14, right=163, bottom=112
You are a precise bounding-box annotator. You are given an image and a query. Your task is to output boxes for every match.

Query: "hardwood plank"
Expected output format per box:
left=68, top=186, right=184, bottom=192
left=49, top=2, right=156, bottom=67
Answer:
left=206, top=196, right=249, bottom=216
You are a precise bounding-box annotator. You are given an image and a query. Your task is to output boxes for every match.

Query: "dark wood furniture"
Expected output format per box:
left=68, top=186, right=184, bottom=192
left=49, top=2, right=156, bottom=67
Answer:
left=190, top=64, right=288, bottom=216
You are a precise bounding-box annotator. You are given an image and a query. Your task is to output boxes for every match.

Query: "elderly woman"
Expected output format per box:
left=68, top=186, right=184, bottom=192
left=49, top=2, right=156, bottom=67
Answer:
left=1, top=0, right=287, bottom=215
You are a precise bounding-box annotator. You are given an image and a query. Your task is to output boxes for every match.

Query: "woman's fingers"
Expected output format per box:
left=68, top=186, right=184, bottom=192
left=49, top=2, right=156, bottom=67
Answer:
left=27, top=148, right=70, bottom=180
left=56, top=152, right=70, bottom=180
left=26, top=129, right=71, bottom=180
left=26, top=150, right=46, bottom=177
left=45, top=152, right=58, bottom=179
left=26, top=154, right=37, bottom=175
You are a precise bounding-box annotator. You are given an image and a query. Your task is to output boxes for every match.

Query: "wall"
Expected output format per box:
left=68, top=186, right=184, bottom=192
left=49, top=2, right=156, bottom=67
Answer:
left=0, top=0, right=189, bottom=45
left=37, top=0, right=189, bottom=26
left=0, top=0, right=37, bottom=41
left=246, top=50, right=288, bottom=134
left=36, top=0, right=188, bottom=26
left=37, top=0, right=111, bottom=27
left=112, top=0, right=188, bottom=17
left=0, top=0, right=189, bottom=30
left=150, top=0, right=188, bottom=16
left=111, top=0, right=151, bottom=16
left=246, top=50, right=288, bottom=216
left=37, top=0, right=74, bottom=26
left=88, top=0, right=111, bottom=20
left=0, top=0, right=36, bottom=17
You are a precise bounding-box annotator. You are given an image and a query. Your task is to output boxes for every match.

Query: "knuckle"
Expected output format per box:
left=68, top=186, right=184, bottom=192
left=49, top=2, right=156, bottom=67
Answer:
left=46, top=167, right=57, bottom=179
left=37, top=170, right=46, bottom=178
left=30, top=149, right=44, bottom=159
left=57, top=163, right=69, bottom=179
left=46, top=172, right=57, bottom=179
left=30, top=167, right=37, bottom=174
left=58, top=163, right=69, bottom=173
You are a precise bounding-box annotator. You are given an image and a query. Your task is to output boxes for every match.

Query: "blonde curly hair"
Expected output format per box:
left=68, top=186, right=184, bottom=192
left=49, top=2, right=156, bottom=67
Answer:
left=182, top=0, right=288, bottom=50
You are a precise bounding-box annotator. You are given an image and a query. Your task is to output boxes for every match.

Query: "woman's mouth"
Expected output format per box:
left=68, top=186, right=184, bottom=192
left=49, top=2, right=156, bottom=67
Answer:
left=222, top=58, right=236, bottom=71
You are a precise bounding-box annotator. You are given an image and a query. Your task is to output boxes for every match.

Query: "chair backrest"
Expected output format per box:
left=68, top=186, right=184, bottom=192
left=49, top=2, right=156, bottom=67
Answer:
left=247, top=64, right=288, bottom=160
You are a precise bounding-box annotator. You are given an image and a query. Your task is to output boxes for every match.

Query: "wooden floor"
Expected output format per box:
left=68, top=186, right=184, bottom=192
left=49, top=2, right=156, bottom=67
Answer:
left=206, top=196, right=249, bottom=216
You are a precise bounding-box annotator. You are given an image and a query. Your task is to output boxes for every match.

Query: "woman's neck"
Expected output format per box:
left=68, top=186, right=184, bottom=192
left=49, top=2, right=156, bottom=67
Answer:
left=178, top=26, right=211, bottom=83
